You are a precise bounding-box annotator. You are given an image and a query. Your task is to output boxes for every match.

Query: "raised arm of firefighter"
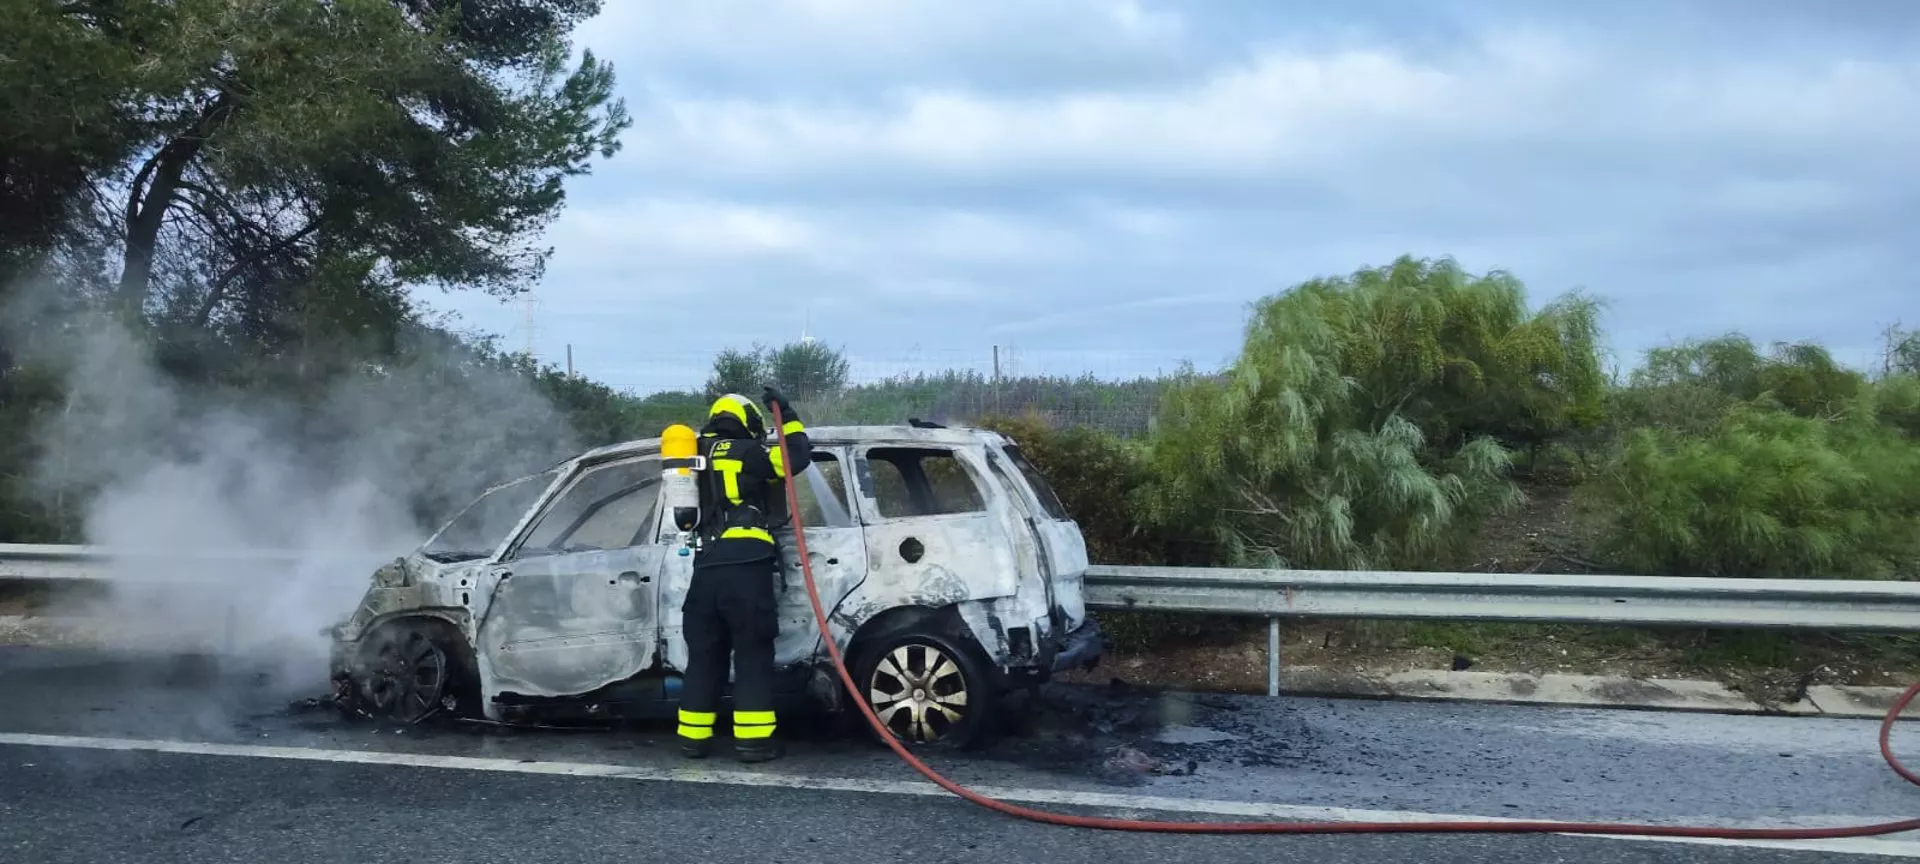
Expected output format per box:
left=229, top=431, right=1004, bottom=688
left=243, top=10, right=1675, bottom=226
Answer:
left=762, top=385, right=813, bottom=480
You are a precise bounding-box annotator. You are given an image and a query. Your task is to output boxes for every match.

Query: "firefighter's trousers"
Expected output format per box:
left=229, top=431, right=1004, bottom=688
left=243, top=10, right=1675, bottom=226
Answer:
left=676, top=558, right=779, bottom=746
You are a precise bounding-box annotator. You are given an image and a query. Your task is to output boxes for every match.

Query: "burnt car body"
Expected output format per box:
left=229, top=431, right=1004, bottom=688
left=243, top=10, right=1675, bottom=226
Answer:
left=328, top=424, right=1103, bottom=747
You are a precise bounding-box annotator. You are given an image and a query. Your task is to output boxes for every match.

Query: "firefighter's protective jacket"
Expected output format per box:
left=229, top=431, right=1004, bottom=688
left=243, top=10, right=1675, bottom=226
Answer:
left=692, top=394, right=813, bottom=571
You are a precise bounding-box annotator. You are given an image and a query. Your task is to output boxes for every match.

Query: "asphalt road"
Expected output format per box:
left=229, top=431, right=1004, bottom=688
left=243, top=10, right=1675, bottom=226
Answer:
left=1, top=645, right=1917, bottom=863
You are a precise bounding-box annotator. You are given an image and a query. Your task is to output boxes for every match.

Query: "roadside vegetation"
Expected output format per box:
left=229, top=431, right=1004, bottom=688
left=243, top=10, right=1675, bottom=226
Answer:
left=1, top=0, right=636, bottom=540
left=665, top=260, right=1920, bottom=693
left=5, top=1, right=1917, bottom=691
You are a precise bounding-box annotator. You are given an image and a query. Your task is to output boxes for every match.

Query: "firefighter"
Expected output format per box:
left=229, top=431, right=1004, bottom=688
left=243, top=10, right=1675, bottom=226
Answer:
left=676, top=386, right=811, bottom=763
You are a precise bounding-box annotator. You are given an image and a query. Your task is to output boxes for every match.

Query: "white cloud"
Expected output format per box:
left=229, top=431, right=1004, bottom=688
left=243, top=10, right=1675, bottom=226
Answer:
left=624, top=44, right=1470, bottom=174
left=558, top=199, right=822, bottom=259
left=439, top=2, right=1920, bottom=392
left=1085, top=203, right=1189, bottom=238
left=611, top=28, right=1919, bottom=186
left=577, top=0, right=1191, bottom=95
left=552, top=198, right=1089, bottom=268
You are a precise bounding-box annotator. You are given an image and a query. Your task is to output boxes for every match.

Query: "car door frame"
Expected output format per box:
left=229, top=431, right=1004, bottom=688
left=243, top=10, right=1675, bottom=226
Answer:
left=656, top=443, right=872, bottom=673
left=473, top=452, right=667, bottom=700
left=845, top=442, right=1024, bottom=612
left=981, top=444, right=1057, bottom=620
left=773, top=445, right=868, bottom=665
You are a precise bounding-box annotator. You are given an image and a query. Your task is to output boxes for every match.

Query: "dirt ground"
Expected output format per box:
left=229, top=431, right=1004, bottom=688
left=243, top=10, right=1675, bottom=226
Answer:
left=1058, top=621, right=1920, bottom=702
left=1061, top=482, right=1920, bottom=702
left=0, top=583, right=49, bottom=617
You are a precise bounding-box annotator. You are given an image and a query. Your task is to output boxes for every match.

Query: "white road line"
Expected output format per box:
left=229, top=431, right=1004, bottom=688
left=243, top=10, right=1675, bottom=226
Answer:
left=1, top=731, right=1916, bottom=858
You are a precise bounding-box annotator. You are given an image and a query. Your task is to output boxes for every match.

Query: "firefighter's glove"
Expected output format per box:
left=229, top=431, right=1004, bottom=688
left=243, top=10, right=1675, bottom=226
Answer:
left=762, top=386, right=793, bottom=418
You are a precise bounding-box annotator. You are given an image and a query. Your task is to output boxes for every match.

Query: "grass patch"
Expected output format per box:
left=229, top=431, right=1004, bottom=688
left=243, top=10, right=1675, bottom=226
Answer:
left=1098, top=611, right=1920, bottom=684
left=1673, top=631, right=1801, bottom=670
left=1383, top=622, right=1920, bottom=685
left=1099, top=611, right=1262, bottom=654
left=1391, top=622, right=1661, bottom=656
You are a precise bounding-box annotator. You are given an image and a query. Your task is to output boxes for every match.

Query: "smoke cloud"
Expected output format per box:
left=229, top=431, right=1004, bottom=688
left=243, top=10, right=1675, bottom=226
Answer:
left=5, top=281, right=587, bottom=700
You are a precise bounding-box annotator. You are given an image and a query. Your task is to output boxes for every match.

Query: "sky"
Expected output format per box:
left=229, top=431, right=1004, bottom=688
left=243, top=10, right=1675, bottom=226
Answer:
left=425, top=0, right=1920, bottom=395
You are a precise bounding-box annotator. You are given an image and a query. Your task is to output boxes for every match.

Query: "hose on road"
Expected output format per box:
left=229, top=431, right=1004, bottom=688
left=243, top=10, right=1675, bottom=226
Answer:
left=769, top=403, right=1920, bottom=839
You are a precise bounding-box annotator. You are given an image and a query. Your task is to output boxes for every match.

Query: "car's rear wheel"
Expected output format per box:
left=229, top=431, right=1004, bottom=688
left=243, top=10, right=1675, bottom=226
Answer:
left=851, top=628, right=997, bottom=750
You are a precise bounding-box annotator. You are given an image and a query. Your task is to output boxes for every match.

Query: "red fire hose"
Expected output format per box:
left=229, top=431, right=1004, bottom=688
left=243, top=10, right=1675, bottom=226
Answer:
left=768, top=402, right=1920, bottom=838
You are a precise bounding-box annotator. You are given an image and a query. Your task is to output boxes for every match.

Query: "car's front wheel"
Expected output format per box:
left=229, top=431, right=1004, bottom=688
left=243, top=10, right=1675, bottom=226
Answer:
left=351, top=621, right=474, bottom=724
left=851, top=628, right=997, bottom=750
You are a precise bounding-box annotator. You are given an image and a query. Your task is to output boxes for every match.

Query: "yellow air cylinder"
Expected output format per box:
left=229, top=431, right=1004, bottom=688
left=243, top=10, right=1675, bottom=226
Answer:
left=662, top=423, right=698, bottom=468
left=659, top=424, right=703, bottom=549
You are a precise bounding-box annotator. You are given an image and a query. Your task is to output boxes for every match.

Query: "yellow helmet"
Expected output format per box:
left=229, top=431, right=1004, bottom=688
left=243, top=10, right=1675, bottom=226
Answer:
left=708, top=393, right=766, bottom=438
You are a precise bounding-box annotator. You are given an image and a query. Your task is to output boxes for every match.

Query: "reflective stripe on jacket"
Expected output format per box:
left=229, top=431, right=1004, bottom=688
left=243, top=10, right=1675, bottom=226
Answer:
left=693, top=411, right=812, bottom=569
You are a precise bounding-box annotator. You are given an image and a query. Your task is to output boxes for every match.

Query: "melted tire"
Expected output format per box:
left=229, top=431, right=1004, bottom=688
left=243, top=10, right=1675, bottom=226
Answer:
left=352, top=622, right=477, bottom=725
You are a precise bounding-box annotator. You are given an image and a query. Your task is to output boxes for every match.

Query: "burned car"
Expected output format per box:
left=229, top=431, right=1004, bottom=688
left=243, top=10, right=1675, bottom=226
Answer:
left=329, top=423, right=1103, bottom=747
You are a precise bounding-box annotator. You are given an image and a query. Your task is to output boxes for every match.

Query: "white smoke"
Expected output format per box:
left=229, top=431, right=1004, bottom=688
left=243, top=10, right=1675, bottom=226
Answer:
left=7, top=286, right=583, bottom=693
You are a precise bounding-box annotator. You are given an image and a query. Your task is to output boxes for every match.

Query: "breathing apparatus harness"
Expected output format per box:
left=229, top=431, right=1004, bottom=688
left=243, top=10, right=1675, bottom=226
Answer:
left=665, top=394, right=791, bottom=591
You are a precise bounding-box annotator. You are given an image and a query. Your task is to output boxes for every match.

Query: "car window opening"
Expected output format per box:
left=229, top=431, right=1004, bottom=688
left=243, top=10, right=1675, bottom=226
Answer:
left=519, top=458, right=661, bottom=556
left=1002, top=444, right=1069, bottom=521
left=866, top=447, right=987, bottom=519
left=796, top=452, right=856, bottom=529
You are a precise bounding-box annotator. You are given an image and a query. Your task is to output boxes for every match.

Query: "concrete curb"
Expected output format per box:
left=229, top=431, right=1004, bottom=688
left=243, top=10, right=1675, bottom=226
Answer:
left=1806, top=684, right=1909, bottom=719
left=1275, top=666, right=1909, bottom=719
left=4, top=616, right=1910, bottom=719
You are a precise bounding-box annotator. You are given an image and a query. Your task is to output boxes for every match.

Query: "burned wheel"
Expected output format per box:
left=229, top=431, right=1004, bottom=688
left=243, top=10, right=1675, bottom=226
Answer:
left=362, top=628, right=456, bottom=725
left=852, top=629, right=996, bottom=750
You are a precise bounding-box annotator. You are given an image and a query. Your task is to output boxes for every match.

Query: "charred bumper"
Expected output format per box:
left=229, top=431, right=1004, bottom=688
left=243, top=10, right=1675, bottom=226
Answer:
left=1046, top=617, right=1105, bottom=674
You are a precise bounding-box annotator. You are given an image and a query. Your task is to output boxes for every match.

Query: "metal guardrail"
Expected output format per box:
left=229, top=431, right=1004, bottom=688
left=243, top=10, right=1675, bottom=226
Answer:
left=0, top=543, right=311, bottom=583
left=9, top=544, right=1920, bottom=697
left=1082, top=565, right=1920, bottom=631
left=0, top=545, right=103, bottom=582
left=1083, top=565, right=1920, bottom=695
left=11, top=543, right=1920, bottom=627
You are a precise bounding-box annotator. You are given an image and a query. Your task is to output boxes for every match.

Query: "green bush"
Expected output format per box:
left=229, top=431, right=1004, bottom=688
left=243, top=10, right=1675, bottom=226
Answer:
left=817, top=371, right=1167, bottom=437
left=1321, top=258, right=1607, bottom=455
left=976, top=413, right=1242, bottom=653
left=0, top=363, right=79, bottom=542
left=978, top=413, right=1212, bottom=566
left=1136, top=256, right=1608, bottom=570
left=1627, top=335, right=1865, bottom=423
left=1605, top=380, right=1741, bottom=439
left=1584, top=402, right=1920, bottom=578
left=638, top=370, right=1169, bottom=439
left=1873, top=374, right=1920, bottom=437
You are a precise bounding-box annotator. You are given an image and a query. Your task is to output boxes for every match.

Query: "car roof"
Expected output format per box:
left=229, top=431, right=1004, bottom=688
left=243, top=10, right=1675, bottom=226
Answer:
left=572, top=424, right=1008, bottom=464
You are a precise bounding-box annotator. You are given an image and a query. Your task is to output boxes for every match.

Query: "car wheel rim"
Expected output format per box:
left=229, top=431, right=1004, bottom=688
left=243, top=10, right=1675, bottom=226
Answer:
left=369, top=633, right=448, bottom=723
left=868, top=643, right=969, bottom=743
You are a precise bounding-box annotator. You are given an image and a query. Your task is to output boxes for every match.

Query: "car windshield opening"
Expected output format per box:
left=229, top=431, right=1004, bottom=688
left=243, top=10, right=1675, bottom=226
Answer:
left=421, top=470, right=556, bottom=562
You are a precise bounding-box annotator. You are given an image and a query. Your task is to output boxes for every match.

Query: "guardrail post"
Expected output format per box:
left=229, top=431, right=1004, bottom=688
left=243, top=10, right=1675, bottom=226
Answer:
left=1267, top=616, right=1280, bottom=697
